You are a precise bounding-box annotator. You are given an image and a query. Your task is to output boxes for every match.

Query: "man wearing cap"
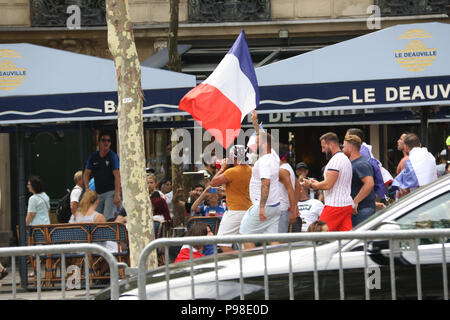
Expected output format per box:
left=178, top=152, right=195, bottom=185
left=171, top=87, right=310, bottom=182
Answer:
left=295, top=162, right=309, bottom=179
left=210, top=145, right=252, bottom=252
left=295, top=161, right=318, bottom=200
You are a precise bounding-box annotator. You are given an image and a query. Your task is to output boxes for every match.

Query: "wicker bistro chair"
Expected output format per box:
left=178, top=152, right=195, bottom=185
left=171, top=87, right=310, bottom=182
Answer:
left=26, top=223, right=130, bottom=287
left=26, top=224, right=90, bottom=287
left=47, top=224, right=90, bottom=286
left=27, top=226, right=49, bottom=286
left=89, top=223, right=130, bottom=280
left=289, top=217, right=303, bottom=233
left=154, top=220, right=171, bottom=266
left=186, top=216, right=221, bottom=235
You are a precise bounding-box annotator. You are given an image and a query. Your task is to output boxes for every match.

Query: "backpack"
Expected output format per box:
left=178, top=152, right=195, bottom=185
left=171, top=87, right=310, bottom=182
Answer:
left=56, top=189, right=72, bottom=223
left=56, top=187, right=85, bottom=223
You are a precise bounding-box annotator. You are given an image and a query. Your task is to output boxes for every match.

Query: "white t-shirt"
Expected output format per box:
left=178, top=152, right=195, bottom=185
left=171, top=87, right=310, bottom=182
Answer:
left=165, top=190, right=173, bottom=217
left=70, top=185, right=83, bottom=203
left=279, top=163, right=296, bottom=211
left=323, top=151, right=353, bottom=207
left=249, top=151, right=280, bottom=206
left=28, top=193, right=50, bottom=225
left=298, top=199, right=324, bottom=232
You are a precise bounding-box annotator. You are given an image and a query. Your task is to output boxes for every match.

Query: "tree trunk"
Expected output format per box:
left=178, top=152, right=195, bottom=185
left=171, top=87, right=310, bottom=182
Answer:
left=168, top=0, right=185, bottom=228
left=168, top=0, right=181, bottom=72
left=106, top=0, right=157, bottom=269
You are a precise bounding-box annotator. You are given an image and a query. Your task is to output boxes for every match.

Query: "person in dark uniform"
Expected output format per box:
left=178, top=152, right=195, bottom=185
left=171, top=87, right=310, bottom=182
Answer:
left=83, top=132, right=121, bottom=221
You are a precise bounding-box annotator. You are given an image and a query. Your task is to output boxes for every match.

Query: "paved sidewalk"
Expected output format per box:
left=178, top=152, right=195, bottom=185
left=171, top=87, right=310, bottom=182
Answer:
left=0, top=265, right=102, bottom=300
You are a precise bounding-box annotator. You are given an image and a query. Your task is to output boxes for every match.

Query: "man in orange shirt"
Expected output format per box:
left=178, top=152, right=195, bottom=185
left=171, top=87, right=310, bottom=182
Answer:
left=210, top=145, right=252, bottom=252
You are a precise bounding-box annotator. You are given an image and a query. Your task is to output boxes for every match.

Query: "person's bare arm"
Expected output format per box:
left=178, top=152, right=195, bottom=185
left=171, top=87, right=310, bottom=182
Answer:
left=83, top=169, right=91, bottom=190
left=94, top=213, right=107, bottom=223
left=279, top=169, right=298, bottom=224
left=251, top=110, right=260, bottom=135
left=304, top=170, right=339, bottom=191
left=26, top=212, right=35, bottom=226
left=113, top=169, right=121, bottom=208
left=191, top=186, right=210, bottom=212
left=259, top=178, right=270, bottom=221
left=70, top=201, right=79, bottom=215
left=210, top=159, right=229, bottom=187
left=294, top=177, right=302, bottom=204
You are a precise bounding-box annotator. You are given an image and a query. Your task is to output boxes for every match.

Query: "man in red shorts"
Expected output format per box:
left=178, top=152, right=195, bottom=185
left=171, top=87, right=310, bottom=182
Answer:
left=301, top=132, right=353, bottom=231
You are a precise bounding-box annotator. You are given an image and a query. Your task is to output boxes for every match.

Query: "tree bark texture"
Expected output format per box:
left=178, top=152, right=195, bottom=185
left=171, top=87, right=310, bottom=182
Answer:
left=168, top=0, right=181, bottom=72
left=106, top=0, right=157, bottom=268
left=168, top=0, right=185, bottom=227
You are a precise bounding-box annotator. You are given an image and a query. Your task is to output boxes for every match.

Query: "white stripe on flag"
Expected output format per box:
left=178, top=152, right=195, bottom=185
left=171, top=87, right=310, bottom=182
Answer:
left=408, top=147, right=438, bottom=186
left=204, top=54, right=257, bottom=121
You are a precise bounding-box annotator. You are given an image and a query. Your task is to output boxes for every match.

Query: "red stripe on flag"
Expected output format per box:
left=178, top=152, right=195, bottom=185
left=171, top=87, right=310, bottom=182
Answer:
left=179, top=83, right=242, bottom=149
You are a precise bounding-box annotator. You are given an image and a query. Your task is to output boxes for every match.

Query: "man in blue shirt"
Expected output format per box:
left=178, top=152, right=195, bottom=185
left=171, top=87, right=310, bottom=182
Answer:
left=342, top=134, right=376, bottom=228
left=83, top=132, right=121, bottom=221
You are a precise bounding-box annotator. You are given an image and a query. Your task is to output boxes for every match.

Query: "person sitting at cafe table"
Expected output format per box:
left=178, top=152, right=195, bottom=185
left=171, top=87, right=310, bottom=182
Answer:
left=191, top=185, right=227, bottom=219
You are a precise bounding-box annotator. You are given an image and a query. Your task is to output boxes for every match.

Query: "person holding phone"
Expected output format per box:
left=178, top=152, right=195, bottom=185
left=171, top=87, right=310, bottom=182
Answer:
left=190, top=186, right=227, bottom=219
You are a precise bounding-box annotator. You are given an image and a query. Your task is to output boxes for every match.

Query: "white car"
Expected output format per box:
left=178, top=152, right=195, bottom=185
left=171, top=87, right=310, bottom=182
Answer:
left=96, top=175, right=450, bottom=300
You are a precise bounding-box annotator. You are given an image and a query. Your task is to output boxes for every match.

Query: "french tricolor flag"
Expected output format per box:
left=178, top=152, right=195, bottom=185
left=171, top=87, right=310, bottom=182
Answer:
left=179, top=30, right=259, bottom=149
left=392, top=147, right=438, bottom=190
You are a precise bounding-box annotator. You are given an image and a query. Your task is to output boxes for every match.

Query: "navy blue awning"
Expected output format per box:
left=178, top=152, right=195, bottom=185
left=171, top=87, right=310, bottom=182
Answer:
left=0, top=43, right=196, bottom=125
left=255, top=22, right=450, bottom=116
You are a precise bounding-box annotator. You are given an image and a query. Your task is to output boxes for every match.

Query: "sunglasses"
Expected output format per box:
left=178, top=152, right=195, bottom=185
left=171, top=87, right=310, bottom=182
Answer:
left=101, top=138, right=111, bottom=142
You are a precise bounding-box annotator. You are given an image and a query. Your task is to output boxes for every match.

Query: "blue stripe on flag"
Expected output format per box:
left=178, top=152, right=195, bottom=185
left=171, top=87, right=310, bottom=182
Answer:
left=228, top=30, right=260, bottom=105
left=392, top=158, right=419, bottom=189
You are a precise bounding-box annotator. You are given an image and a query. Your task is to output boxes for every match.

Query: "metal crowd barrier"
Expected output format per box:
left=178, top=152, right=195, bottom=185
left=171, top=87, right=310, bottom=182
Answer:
left=0, top=243, right=122, bottom=300
left=137, top=229, right=450, bottom=300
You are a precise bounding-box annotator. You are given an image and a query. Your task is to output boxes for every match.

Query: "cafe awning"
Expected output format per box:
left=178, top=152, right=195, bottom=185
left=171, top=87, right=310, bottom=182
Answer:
left=255, top=22, right=450, bottom=115
left=0, top=43, right=196, bottom=125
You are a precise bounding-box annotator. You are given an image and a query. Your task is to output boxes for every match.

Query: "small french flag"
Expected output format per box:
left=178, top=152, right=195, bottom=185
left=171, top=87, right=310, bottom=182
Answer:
left=179, top=30, right=259, bottom=149
left=392, top=147, right=438, bottom=190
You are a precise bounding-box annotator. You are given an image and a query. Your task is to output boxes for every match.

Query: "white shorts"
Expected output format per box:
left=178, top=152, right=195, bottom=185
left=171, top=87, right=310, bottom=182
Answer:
left=217, top=210, right=246, bottom=247
left=239, top=204, right=281, bottom=235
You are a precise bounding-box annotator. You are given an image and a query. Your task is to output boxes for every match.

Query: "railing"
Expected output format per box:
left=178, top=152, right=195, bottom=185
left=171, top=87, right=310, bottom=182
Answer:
left=187, top=0, right=271, bottom=23
left=30, top=0, right=106, bottom=27
left=137, top=229, right=450, bottom=300
left=0, top=243, right=122, bottom=300
left=375, top=0, right=449, bottom=16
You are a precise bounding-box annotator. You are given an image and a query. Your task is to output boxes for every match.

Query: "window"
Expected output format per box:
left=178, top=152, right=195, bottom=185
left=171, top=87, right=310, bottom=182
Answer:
left=395, top=192, right=450, bottom=230
left=395, top=191, right=450, bottom=244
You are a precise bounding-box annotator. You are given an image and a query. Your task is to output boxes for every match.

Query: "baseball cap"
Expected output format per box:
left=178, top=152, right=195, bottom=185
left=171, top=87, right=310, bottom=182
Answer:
left=440, top=149, right=447, bottom=157
left=295, top=162, right=308, bottom=170
left=446, top=135, right=450, bottom=146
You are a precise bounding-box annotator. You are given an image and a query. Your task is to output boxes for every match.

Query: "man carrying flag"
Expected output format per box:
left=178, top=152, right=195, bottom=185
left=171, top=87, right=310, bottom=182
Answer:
left=179, top=30, right=259, bottom=150
left=392, top=133, right=438, bottom=198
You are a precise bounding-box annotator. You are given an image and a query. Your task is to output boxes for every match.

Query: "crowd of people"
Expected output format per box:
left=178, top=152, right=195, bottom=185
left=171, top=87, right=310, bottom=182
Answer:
left=22, top=125, right=450, bottom=263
